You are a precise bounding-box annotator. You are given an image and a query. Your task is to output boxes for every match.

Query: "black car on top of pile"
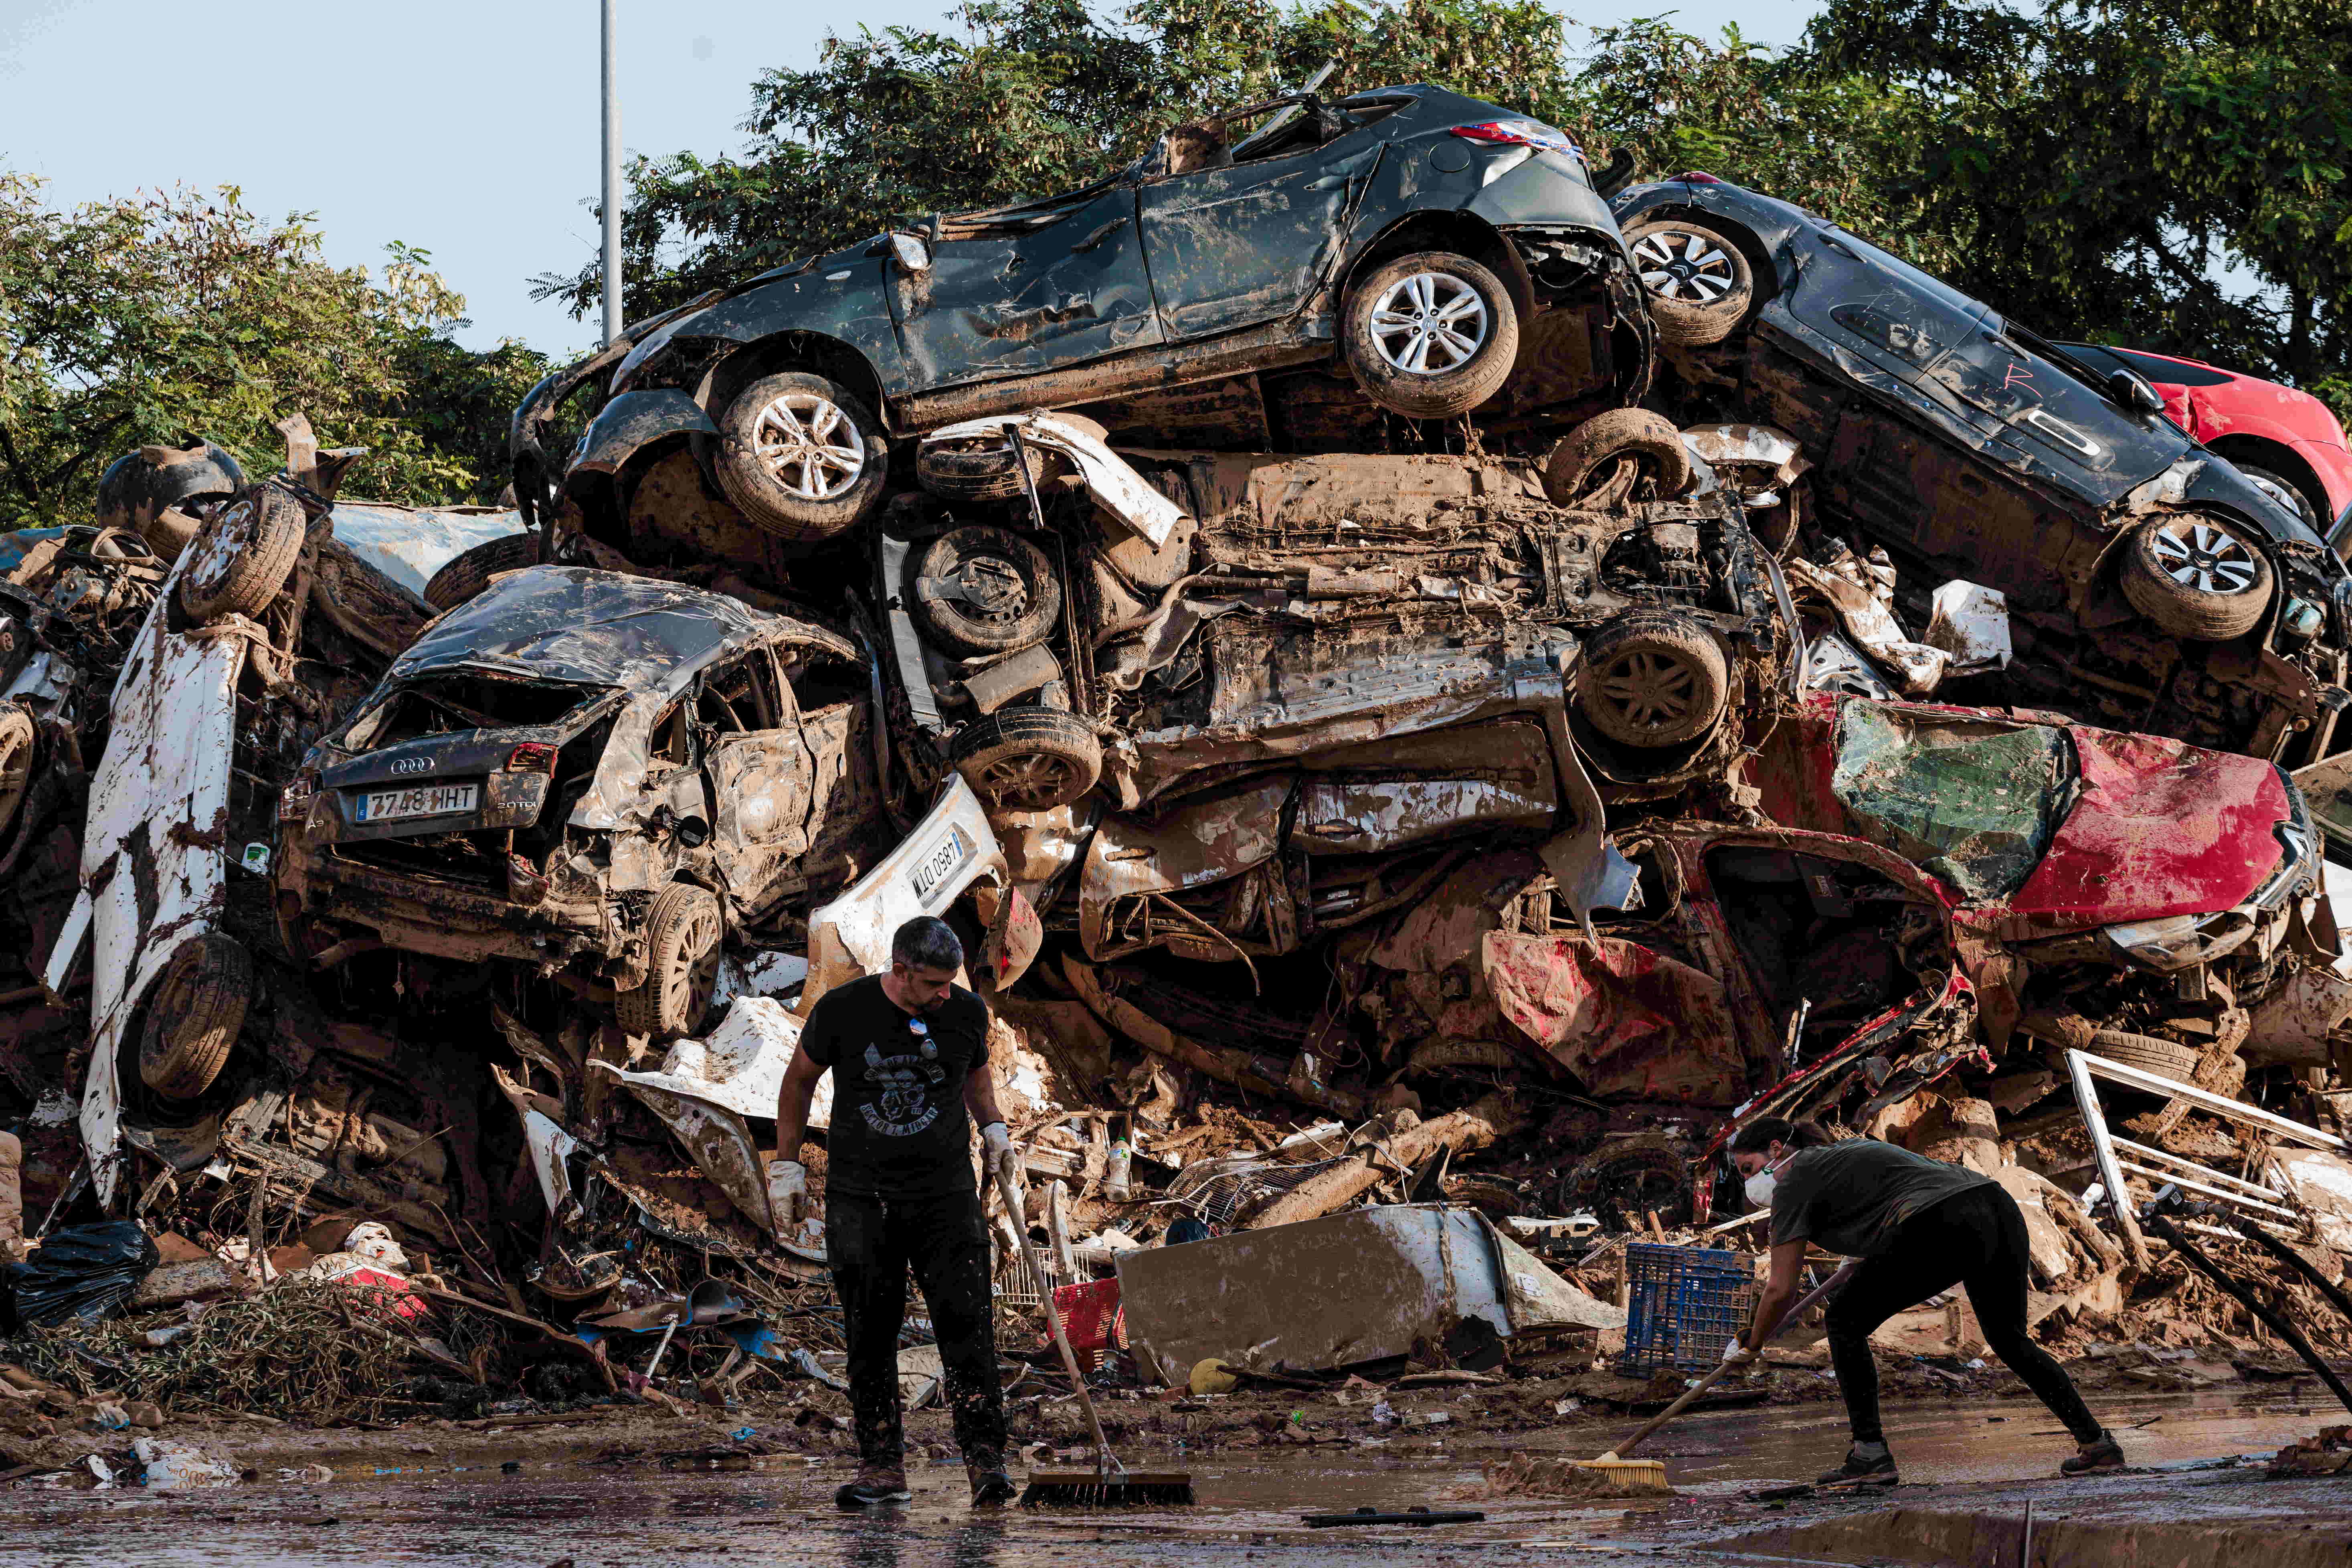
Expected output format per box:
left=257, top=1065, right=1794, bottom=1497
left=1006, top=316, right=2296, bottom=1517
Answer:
left=514, top=82, right=1656, bottom=550
left=1612, top=173, right=2352, bottom=766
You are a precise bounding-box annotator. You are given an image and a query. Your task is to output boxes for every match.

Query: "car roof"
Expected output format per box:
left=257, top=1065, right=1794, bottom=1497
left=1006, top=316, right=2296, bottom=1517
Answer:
left=391, top=566, right=782, bottom=692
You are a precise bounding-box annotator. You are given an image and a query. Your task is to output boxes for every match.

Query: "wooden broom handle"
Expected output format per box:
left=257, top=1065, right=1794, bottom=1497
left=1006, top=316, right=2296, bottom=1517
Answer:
left=995, top=1165, right=1118, bottom=1475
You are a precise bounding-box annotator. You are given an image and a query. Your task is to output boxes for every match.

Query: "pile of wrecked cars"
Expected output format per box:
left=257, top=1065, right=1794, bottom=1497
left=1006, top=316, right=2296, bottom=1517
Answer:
left=7, top=77, right=2352, bottom=1421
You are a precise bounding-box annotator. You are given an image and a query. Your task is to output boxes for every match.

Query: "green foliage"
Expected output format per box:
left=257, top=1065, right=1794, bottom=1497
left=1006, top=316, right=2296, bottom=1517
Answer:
left=537, top=0, right=1591, bottom=320
left=1806, top=0, right=2352, bottom=387
left=548, top=0, right=2347, bottom=406
left=0, top=178, right=551, bottom=526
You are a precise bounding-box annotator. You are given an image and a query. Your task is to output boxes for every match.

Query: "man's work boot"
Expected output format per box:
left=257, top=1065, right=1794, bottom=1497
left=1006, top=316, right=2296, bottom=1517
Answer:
left=967, top=1459, right=1016, bottom=1506
left=835, top=1465, right=912, bottom=1508
left=1816, top=1442, right=1899, bottom=1489
left=2060, top=1430, right=2124, bottom=1476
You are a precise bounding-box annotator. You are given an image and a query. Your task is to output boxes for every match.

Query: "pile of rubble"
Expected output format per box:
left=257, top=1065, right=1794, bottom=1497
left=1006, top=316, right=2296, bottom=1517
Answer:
left=6, top=80, right=2352, bottom=1476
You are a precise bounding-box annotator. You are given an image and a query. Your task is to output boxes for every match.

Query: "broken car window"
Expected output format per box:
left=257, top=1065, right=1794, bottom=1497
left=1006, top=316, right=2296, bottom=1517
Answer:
left=1828, top=700, right=2076, bottom=900
left=696, top=651, right=781, bottom=733
left=343, top=674, right=599, bottom=751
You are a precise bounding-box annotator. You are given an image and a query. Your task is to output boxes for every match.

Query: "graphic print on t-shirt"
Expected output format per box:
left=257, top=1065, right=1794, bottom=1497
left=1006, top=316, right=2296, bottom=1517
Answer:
left=861, top=1017, right=949, bottom=1138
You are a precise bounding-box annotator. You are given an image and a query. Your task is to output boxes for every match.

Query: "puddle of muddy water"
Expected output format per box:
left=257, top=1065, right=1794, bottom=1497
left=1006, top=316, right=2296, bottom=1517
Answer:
left=1631, top=1385, right=2327, bottom=1491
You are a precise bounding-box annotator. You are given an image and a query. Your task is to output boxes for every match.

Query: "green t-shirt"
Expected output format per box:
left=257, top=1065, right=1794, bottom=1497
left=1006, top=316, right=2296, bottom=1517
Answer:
left=1767, top=1139, right=1993, bottom=1258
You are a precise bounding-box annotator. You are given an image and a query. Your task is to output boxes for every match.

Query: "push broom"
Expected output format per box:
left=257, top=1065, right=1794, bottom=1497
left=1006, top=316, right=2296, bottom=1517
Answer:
left=991, top=1164, right=1195, bottom=1507
left=1573, top=1260, right=1857, bottom=1496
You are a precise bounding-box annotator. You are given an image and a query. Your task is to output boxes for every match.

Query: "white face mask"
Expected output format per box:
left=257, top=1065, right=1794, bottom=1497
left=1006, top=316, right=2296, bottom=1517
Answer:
left=1743, top=1151, right=1788, bottom=1209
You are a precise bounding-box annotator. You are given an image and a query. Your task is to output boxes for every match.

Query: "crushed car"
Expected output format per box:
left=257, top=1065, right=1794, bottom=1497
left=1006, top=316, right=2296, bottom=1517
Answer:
left=1612, top=174, right=2352, bottom=766
left=514, top=81, right=1656, bottom=546
left=273, top=566, right=896, bottom=1037
left=844, top=416, right=1794, bottom=817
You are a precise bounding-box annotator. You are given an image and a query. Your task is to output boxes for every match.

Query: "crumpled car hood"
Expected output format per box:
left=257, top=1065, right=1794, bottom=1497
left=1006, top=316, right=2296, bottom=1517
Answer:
left=393, top=566, right=771, bottom=692
left=2011, top=726, right=2289, bottom=925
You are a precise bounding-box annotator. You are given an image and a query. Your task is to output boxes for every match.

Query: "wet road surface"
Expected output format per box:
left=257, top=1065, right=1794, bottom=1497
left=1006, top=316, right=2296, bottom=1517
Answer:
left=0, top=1389, right=2330, bottom=1566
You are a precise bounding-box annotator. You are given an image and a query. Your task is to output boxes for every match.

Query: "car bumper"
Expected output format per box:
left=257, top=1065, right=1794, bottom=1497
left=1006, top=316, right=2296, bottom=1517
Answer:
left=287, top=843, right=612, bottom=969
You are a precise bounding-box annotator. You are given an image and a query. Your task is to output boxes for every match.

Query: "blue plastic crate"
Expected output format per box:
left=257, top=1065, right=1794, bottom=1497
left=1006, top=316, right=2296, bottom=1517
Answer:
left=1617, top=1242, right=1754, bottom=1373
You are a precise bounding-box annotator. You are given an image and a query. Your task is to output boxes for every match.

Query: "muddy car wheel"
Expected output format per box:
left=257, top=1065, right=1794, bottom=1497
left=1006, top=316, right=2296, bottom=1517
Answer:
left=910, top=526, right=1063, bottom=655
left=423, top=531, right=540, bottom=611
left=917, top=434, right=1052, bottom=502
left=1624, top=219, right=1755, bottom=346
left=0, top=702, right=33, bottom=842
left=953, top=706, right=1102, bottom=812
left=1543, top=409, right=1695, bottom=508
left=615, top=883, right=724, bottom=1040
left=176, top=487, right=305, bottom=624
left=2237, top=464, right=2322, bottom=530
left=1342, top=252, right=1520, bottom=420
left=714, top=372, right=889, bottom=541
left=1576, top=615, right=1729, bottom=749
left=139, top=933, right=252, bottom=1101
left=2085, top=1028, right=2201, bottom=1080
left=2119, top=513, right=2274, bottom=642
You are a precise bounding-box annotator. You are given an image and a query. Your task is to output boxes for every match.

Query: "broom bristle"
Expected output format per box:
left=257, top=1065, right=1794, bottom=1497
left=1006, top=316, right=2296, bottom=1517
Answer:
left=1019, top=1470, right=1197, bottom=1508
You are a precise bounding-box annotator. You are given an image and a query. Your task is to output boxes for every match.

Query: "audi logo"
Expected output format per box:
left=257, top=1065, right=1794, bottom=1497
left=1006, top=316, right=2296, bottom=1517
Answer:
left=389, top=757, right=432, bottom=776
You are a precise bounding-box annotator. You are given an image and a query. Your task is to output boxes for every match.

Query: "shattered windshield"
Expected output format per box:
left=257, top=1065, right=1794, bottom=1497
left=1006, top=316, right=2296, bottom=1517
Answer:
left=1829, top=701, right=2076, bottom=900
left=392, top=566, right=758, bottom=690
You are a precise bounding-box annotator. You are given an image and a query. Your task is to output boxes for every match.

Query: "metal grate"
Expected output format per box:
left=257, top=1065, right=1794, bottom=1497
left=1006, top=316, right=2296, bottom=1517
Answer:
left=1166, top=1155, right=1354, bottom=1229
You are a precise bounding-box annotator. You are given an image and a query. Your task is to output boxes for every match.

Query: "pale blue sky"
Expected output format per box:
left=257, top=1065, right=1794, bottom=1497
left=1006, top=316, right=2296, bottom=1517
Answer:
left=0, top=1, right=1823, bottom=357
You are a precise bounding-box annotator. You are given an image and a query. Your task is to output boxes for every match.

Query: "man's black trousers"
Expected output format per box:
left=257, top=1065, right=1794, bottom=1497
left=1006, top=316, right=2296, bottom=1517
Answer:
left=1824, top=1185, right=2102, bottom=1446
left=827, top=1187, right=1008, bottom=1470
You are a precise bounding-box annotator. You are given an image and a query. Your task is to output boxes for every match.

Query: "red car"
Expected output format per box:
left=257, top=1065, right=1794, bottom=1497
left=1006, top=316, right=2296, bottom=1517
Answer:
left=2061, top=340, right=2352, bottom=540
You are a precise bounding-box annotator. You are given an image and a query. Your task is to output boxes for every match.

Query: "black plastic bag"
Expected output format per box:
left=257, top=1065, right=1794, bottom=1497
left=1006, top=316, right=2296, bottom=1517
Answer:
left=8, top=1222, right=159, bottom=1327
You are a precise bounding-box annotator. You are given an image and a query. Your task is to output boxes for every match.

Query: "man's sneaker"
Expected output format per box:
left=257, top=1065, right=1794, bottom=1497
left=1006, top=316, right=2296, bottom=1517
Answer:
left=834, top=1466, right=911, bottom=1508
left=1816, top=1446, right=1900, bottom=1489
left=968, top=1464, right=1017, bottom=1505
left=2060, top=1430, right=2125, bottom=1476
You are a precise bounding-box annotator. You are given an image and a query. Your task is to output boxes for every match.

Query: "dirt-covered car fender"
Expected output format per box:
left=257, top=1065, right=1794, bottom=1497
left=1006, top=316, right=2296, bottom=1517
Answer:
left=572, top=390, right=719, bottom=480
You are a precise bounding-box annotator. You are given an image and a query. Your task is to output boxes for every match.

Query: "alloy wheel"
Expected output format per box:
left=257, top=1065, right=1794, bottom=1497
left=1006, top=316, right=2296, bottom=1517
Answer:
left=1367, top=272, right=1489, bottom=374
left=1632, top=229, right=1739, bottom=304
left=752, top=392, right=866, bottom=500
left=1596, top=648, right=1701, bottom=732
left=2147, top=518, right=2261, bottom=594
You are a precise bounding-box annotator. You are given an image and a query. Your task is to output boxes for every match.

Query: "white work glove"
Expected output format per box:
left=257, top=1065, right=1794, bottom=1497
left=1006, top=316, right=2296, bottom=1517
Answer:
left=1722, top=1337, right=1760, bottom=1367
left=766, top=1159, right=807, bottom=1229
left=981, top=1121, right=1019, bottom=1192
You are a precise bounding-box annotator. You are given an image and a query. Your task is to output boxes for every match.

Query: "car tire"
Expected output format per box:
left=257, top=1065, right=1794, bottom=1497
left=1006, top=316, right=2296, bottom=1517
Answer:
left=1624, top=218, right=1755, bottom=347
left=952, top=706, right=1102, bottom=812
left=713, top=371, right=890, bottom=541
left=2119, top=513, right=2273, bottom=642
left=2085, top=1028, right=2201, bottom=1081
left=914, top=415, right=1103, bottom=504
left=917, top=434, right=1053, bottom=503
left=423, top=532, right=540, bottom=611
left=0, top=702, right=34, bottom=844
left=177, top=487, right=305, bottom=624
left=1543, top=409, right=1695, bottom=507
left=1341, top=251, right=1521, bottom=421
left=615, top=883, right=724, bottom=1040
left=1576, top=614, right=1730, bottom=749
left=910, top=526, right=1063, bottom=655
left=2236, top=463, right=2322, bottom=530
left=139, top=933, right=252, bottom=1100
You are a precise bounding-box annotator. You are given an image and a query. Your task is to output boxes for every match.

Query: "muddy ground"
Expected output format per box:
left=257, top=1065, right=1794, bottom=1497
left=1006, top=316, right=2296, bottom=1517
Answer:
left=3, top=1387, right=2342, bottom=1566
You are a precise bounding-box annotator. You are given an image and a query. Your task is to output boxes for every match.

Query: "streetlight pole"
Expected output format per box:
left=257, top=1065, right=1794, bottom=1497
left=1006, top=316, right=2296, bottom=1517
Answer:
left=601, top=0, right=623, bottom=345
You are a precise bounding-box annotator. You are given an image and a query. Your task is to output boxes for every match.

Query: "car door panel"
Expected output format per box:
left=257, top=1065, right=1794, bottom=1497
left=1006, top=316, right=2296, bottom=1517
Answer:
left=893, top=188, right=1161, bottom=387
left=1139, top=142, right=1374, bottom=340
left=702, top=650, right=817, bottom=911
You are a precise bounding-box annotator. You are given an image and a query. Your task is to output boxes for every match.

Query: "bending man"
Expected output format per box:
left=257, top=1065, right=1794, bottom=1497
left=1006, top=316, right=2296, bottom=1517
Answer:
left=1725, top=1117, right=2120, bottom=1487
left=769, top=915, right=1023, bottom=1508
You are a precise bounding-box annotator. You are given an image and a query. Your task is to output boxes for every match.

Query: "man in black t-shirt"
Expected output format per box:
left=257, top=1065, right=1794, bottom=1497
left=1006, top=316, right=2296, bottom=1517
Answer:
left=768, top=916, right=1020, bottom=1509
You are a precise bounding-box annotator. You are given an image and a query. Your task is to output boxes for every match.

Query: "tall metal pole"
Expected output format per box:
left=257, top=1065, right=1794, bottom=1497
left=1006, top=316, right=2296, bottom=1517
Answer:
left=601, top=0, right=623, bottom=345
